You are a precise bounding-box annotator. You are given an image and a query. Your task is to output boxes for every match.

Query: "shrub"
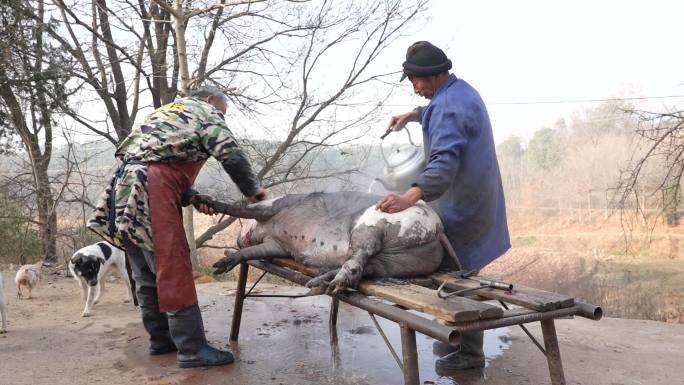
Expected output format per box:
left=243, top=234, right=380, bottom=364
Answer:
left=0, top=192, right=43, bottom=264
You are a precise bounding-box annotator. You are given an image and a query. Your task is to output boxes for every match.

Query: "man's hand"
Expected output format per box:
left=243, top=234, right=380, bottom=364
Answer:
left=248, top=187, right=267, bottom=203
left=385, top=110, right=420, bottom=134
left=190, top=194, right=217, bottom=215
left=375, top=186, right=423, bottom=213
left=375, top=193, right=412, bottom=213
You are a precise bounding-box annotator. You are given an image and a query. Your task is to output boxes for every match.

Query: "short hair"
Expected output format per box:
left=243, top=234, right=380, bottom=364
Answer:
left=190, top=85, right=228, bottom=103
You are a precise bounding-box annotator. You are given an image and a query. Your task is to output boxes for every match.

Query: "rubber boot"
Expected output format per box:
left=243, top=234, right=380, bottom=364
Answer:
left=435, top=331, right=485, bottom=372
left=433, top=339, right=458, bottom=357
left=141, top=307, right=177, bottom=355
left=135, top=283, right=176, bottom=356
left=123, top=237, right=176, bottom=356
left=167, top=304, right=234, bottom=368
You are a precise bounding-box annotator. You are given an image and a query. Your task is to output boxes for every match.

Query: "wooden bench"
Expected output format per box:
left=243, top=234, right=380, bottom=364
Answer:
left=228, top=259, right=602, bottom=385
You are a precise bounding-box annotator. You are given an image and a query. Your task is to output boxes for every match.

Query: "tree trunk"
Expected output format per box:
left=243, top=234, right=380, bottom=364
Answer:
left=183, top=207, right=199, bottom=269
left=173, top=0, right=190, bottom=96
left=34, top=162, right=57, bottom=262
left=169, top=2, right=199, bottom=269
left=0, top=64, right=58, bottom=262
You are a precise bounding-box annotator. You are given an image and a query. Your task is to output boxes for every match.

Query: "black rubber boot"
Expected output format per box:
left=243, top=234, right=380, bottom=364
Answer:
left=435, top=331, right=485, bottom=372
left=136, top=283, right=176, bottom=356
left=433, top=340, right=459, bottom=357
left=141, top=307, right=177, bottom=355
left=123, top=237, right=176, bottom=356
left=167, top=304, right=234, bottom=368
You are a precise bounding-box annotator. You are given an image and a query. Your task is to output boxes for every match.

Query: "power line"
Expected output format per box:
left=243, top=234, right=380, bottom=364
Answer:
left=488, top=94, right=684, bottom=106
left=381, top=94, right=684, bottom=107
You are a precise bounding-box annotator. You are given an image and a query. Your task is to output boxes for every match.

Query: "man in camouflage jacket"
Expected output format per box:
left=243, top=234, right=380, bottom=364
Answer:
left=87, top=85, right=266, bottom=368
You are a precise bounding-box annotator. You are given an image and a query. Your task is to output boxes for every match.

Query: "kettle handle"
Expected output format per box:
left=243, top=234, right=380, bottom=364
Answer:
left=405, top=127, right=417, bottom=146
left=379, top=127, right=419, bottom=166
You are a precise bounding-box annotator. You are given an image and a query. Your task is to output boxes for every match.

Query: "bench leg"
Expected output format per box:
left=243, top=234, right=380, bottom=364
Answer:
left=541, top=319, right=566, bottom=385
left=329, top=297, right=339, bottom=344
left=230, top=262, right=249, bottom=341
left=400, top=323, right=420, bottom=385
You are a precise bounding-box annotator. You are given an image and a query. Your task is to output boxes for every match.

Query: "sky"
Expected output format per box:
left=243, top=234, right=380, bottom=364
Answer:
left=51, top=0, right=684, bottom=148
left=383, top=0, right=684, bottom=143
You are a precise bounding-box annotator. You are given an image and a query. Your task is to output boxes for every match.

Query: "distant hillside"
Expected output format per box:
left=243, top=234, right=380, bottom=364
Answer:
left=0, top=138, right=406, bottom=205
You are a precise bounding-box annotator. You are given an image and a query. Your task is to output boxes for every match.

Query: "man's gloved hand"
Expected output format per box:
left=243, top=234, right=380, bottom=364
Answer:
left=190, top=194, right=217, bottom=215
left=180, top=188, right=200, bottom=207
left=248, top=187, right=267, bottom=203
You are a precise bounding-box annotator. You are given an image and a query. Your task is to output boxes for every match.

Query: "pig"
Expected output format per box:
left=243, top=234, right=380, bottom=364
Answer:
left=200, top=192, right=444, bottom=294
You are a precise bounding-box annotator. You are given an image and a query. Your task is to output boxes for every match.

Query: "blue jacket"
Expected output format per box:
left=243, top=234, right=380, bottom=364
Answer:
left=413, top=74, right=510, bottom=270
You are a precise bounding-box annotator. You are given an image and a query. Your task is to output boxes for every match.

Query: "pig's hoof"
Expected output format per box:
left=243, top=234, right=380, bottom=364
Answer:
left=326, top=282, right=348, bottom=296
left=305, top=269, right=339, bottom=288
left=212, top=253, right=242, bottom=275
left=305, top=277, right=328, bottom=288
left=305, top=287, right=326, bottom=296
left=326, top=275, right=350, bottom=296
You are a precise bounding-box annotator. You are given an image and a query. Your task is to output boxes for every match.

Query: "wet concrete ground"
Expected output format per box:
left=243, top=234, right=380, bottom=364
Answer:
left=4, top=273, right=684, bottom=385
left=162, top=285, right=511, bottom=385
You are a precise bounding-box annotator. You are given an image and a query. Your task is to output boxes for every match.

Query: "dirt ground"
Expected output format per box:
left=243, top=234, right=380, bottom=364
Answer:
left=1, top=269, right=683, bottom=385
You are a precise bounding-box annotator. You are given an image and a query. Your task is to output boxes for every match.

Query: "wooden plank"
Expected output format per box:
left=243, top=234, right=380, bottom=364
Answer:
left=270, top=259, right=504, bottom=322
left=273, top=258, right=320, bottom=277
left=501, top=307, right=539, bottom=318
left=358, top=281, right=503, bottom=323
left=430, top=272, right=574, bottom=312
left=431, top=271, right=573, bottom=310
left=269, top=260, right=573, bottom=311
left=272, top=259, right=431, bottom=290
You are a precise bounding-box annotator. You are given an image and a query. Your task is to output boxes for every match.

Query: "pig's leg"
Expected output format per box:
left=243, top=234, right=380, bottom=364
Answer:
left=305, top=268, right=340, bottom=288
left=213, top=239, right=288, bottom=274
left=327, top=225, right=383, bottom=295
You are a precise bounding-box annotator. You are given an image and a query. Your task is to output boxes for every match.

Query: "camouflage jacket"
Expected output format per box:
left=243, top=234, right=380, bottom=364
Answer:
left=87, top=97, right=260, bottom=251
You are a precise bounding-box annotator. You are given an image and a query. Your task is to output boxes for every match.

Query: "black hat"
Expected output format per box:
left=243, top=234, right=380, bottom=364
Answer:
left=400, top=41, right=452, bottom=81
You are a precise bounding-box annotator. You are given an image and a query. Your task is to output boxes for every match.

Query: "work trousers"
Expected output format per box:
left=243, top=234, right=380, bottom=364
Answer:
left=123, top=236, right=160, bottom=310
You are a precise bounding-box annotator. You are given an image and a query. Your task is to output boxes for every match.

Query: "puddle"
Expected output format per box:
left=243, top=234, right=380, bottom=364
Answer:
left=199, top=286, right=512, bottom=385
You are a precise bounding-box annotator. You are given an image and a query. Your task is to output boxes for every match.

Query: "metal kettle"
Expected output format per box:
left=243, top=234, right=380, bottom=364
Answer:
left=375, top=129, right=425, bottom=193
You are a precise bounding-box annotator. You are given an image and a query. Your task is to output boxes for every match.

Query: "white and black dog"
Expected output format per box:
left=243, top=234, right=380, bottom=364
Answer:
left=69, top=241, right=133, bottom=317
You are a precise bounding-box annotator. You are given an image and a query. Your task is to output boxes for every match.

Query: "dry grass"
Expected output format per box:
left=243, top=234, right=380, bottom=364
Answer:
left=484, top=211, right=684, bottom=323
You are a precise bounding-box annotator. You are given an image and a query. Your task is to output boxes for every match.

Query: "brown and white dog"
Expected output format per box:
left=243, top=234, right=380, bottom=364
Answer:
left=15, top=261, right=43, bottom=299
left=69, top=242, right=133, bottom=317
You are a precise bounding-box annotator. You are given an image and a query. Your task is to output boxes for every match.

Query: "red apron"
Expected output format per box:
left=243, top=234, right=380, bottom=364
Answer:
left=148, top=161, right=205, bottom=312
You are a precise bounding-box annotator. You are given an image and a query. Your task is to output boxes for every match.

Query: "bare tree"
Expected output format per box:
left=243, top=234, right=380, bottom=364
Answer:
left=0, top=0, right=76, bottom=261
left=616, top=108, right=684, bottom=228
left=29, top=0, right=426, bottom=263
left=495, top=100, right=640, bottom=228
left=186, top=0, right=426, bottom=246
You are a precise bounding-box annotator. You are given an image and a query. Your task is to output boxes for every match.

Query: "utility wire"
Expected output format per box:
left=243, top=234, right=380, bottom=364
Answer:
left=489, top=94, right=684, bottom=106
left=381, top=94, right=684, bottom=107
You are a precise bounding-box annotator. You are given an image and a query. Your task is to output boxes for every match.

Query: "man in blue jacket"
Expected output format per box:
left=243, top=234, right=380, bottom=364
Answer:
left=376, top=41, right=511, bottom=372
